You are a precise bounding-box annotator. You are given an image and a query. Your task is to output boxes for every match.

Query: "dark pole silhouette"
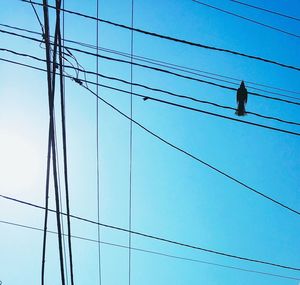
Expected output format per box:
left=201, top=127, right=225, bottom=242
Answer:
left=236, top=81, right=248, bottom=116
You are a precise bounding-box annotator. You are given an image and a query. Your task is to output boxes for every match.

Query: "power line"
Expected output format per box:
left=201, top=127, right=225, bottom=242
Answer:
left=79, top=85, right=300, bottom=219
left=95, top=0, right=102, bottom=283
left=2, top=22, right=300, bottom=98
left=128, top=1, right=134, bottom=285
left=54, top=115, right=70, bottom=285
left=83, top=83, right=300, bottom=218
left=2, top=55, right=300, bottom=218
left=57, top=8, right=75, bottom=285
left=2, top=53, right=300, bottom=136
left=2, top=28, right=300, bottom=107
left=230, top=0, right=300, bottom=22
left=59, top=5, right=70, bottom=284
left=29, top=0, right=44, bottom=33
left=84, top=73, right=300, bottom=127
left=42, top=1, right=67, bottom=284
left=50, top=44, right=300, bottom=103
left=1, top=218, right=300, bottom=281
left=99, top=85, right=300, bottom=137
left=41, top=125, right=51, bottom=285
left=1, top=50, right=300, bottom=129
left=1, top=193, right=300, bottom=272
left=22, top=0, right=300, bottom=72
left=192, top=0, right=300, bottom=39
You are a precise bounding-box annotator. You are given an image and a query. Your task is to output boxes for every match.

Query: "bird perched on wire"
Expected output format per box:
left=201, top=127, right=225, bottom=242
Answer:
left=235, top=81, right=248, bottom=116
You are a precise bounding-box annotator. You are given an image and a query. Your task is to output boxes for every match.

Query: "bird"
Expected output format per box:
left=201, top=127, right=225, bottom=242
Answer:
left=235, top=81, right=248, bottom=116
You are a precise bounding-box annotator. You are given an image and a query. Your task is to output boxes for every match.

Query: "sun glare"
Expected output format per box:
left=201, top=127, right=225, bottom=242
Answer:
left=0, top=132, right=43, bottom=197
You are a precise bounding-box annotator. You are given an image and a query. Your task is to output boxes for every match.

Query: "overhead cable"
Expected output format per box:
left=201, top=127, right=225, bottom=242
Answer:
left=41, top=1, right=66, bottom=284
left=1, top=50, right=300, bottom=128
left=230, top=0, right=300, bottom=22
left=192, top=0, right=300, bottom=39
left=2, top=56, right=300, bottom=219
left=1, top=194, right=300, bottom=272
left=128, top=1, right=134, bottom=284
left=22, top=0, right=300, bottom=72
left=1, top=219, right=299, bottom=281
left=1, top=28, right=300, bottom=107
left=95, top=0, right=103, bottom=283
left=2, top=22, right=300, bottom=97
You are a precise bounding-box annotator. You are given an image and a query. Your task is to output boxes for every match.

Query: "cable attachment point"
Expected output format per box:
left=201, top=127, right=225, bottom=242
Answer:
left=73, top=77, right=83, bottom=85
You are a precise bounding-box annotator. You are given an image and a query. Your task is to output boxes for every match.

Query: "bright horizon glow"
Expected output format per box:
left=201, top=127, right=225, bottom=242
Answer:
left=0, top=131, right=42, bottom=197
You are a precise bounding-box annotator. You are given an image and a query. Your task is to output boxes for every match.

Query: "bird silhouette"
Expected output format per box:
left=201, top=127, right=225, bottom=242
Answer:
left=235, top=81, right=248, bottom=116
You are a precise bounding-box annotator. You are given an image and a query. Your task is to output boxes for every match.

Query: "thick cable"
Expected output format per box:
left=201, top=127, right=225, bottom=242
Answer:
left=2, top=56, right=300, bottom=218
left=1, top=29, right=300, bottom=107
left=1, top=219, right=300, bottom=281
left=22, top=0, right=300, bottom=72
left=1, top=194, right=300, bottom=272
left=57, top=8, right=75, bottom=285
left=1, top=54, right=300, bottom=132
left=41, top=126, right=51, bottom=285
left=42, top=1, right=66, bottom=284
left=2, top=22, right=300, bottom=97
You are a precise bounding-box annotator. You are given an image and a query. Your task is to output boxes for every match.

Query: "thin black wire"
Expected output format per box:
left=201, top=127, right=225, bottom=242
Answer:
left=29, top=4, right=51, bottom=284
left=49, top=2, right=69, bottom=280
left=32, top=43, right=300, bottom=106
left=22, top=0, right=300, bottom=72
left=29, top=0, right=44, bottom=33
left=87, top=82, right=300, bottom=137
left=95, top=0, right=102, bottom=283
left=128, top=1, right=134, bottom=284
left=192, top=0, right=300, bottom=39
left=1, top=194, right=300, bottom=272
left=42, top=1, right=66, bottom=284
left=2, top=28, right=300, bottom=107
left=1, top=49, right=300, bottom=129
left=3, top=56, right=300, bottom=218
left=86, top=73, right=300, bottom=127
left=230, top=0, right=300, bottom=22
left=61, top=10, right=70, bottom=283
left=78, top=85, right=300, bottom=218
left=1, top=219, right=300, bottom=281
left=1, top=53, right=300, bottom=134
left=54, top=115, right=70, bottom=285
left=2, top=22, right=300, bottom=97
left=41, top=125, right=51, bottom=285
left=2, top=219, right=300, bottom=281
left=57, top=6, right=75, bottom=285
left=2, top=52, right=300, bottom=136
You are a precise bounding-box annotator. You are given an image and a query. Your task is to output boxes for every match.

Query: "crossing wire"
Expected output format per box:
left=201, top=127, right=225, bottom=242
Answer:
left=2, top=55, right=300, bottom=218
left=1, top=53, right=300, bottom=135
left=22, top=0, right=300, bottom=72
left=1, top=219, right=300, bottom=281
left=41, top=0, right=66, bottom=284
left=1, top=49, right=300, bottom=129
left=95, top=0, right=102, bottom=283
left=128, top=0, right=134, bottom=284
left=2, top=28, right=300, bottom=107
left=1, top=194, right=300, bottom=272
left=2, top=22, right=300, bottom=98
left=57, top=7, right=75, bottom=285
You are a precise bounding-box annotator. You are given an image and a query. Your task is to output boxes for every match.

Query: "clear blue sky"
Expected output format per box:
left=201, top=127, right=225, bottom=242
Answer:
left=0, top=0, right=300, bottom=284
